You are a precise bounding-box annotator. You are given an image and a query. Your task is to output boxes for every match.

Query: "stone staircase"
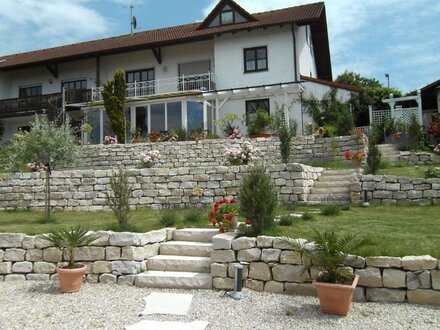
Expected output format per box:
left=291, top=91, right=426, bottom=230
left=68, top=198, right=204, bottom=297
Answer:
left=378, top=144, right=400, bottom=164
left=135, top=228, right=218, bottom=289
left=306, top=169, right=359, bottom=205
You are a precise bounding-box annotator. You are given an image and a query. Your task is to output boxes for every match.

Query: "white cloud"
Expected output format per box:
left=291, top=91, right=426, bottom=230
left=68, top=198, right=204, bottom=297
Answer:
left=0, top=0, right=110, bottom=56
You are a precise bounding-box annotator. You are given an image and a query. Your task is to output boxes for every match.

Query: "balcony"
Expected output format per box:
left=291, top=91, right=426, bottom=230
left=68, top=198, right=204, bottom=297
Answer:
left=89, top=73, right=215, bottom=102
left=0, top=90, right=89, bottom=119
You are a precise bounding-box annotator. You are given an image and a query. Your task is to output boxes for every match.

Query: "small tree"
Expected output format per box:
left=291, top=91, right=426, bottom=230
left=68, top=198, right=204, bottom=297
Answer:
left=239, top=164, right=278, bottom=236
left=366, top=133, right=382, bottom=175
left=106, top=168, right=132, bottom=229
left=271, top=104, right=297, bottom=163
left=7, top=114, right=81, bottom=222
left=102, top=69, right=127, bottom=143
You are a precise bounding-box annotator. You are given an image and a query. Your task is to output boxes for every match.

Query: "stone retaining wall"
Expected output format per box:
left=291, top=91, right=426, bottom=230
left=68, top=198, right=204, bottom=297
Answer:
left=399, top=151, right=440, bottom=166
left=0, top=229, right=169, bottom=284
left=360, top=175, right=440, bottom=205
left=211, top=234, right=440, bottom=306
left=70, top=135, right=365, bottom=170
left=0, top=164, right=323, bottom=211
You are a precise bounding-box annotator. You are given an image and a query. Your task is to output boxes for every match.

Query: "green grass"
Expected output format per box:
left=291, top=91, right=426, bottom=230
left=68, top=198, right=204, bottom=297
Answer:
left=377, top=165, right=433, bottom=178
left=0, top=208, right=212, bottom=235
left=269, top=204, right=440, bottom=258
left=1, top=204, right=439, bottom=258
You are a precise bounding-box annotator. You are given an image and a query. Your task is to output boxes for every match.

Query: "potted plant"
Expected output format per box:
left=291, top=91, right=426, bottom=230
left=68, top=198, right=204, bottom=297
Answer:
left=284, top=229, right=374, bottom=316
left=42, top=225, right=101, bottom=293
left=247, top=109, right=272, bottom=138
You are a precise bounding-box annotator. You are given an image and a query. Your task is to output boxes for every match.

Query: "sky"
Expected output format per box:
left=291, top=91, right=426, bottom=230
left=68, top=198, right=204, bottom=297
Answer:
left=0, top=0, right=439, bottom=92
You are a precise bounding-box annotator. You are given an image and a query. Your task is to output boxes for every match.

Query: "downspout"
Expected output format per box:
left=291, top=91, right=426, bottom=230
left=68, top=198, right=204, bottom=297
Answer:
left=291, top=24, right=299, bottom=82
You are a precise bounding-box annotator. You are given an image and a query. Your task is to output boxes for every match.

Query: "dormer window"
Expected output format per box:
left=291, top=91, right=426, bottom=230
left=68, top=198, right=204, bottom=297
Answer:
left=220, top=10, right=234, bottom=25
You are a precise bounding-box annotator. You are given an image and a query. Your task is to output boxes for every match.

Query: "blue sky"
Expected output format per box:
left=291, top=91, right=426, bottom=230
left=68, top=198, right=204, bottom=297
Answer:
left=0, top=0, right=439, bottom=92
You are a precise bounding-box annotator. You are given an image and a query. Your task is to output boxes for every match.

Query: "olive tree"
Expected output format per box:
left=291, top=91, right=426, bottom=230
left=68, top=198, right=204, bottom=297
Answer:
left=102, top=68, right=127, bottom=143
left=8, top=114, right=81, bottom=222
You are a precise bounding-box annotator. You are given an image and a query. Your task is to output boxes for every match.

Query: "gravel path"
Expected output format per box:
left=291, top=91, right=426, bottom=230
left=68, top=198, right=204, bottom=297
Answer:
left=1, top=281, right=439, bottom=330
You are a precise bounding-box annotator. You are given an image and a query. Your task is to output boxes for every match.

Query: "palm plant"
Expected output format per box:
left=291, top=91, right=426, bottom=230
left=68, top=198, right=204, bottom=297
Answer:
left=284, top=229, right=375, bottom=284
left=43, top=225, right=100, bottom=268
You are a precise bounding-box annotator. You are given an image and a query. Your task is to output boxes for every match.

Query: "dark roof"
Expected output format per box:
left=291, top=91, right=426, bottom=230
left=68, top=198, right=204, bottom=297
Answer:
left=199, top=0, right=256, bottom=29
left=0, top=2, right=331, bottom=79
left=300, top=75, right=362, bottom=93
left=420, top=79, right=440, bottom=110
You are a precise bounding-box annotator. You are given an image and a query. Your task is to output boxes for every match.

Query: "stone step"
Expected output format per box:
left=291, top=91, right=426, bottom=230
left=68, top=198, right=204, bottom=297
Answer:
left=160, top=241, right=212, bottom=257
left=147, top=255, right=211, bottom=273
left=135, top=271, right=212, bottom=289
left=307, top=193, right=350, bottom=202
left=173, top=228, right=219, bottom=243
left=301, top=200, right=350, bottom=206
left=311, top=187, right=351, bottom=194
left=322, top=169, right=359, bottom=175
left=317, top=175, right=354, bottom=182
left=313, top=180, right=352, bottom=188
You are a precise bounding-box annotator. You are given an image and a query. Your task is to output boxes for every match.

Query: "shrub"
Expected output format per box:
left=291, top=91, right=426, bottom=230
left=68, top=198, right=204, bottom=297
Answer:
left=366, top=134, right=382, bottom=174
left=278, top=214, right=294, bottom=226
left=238, top=164, right=278, bottom=236
left=321, top=204, right=341, bottom=216
left=406, top=113, right=423, bottom=150
left=271, top=104, right=297, bottom=163
left=172, top=127, right=188, bottom=141
left=106, top=168, right=132, bottom=229
left=209, top=198, right=239, bottom=232
left=160, top=211, right=178, bottom=227
left=424, top=167, right=440, bottom=179
left=302, top=212, right=314, bottom=221
left=247, top=109, right=272, bottom=135
left=224, top=141, right=259, bottom=165
left=184, top=209, right=204, bottom=224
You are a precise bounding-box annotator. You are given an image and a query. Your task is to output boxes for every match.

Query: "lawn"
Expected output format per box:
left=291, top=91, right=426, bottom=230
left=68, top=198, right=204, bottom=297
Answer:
left=1, top=204, right=439, bottom=258
left=377, top=164, right=436, bottom=178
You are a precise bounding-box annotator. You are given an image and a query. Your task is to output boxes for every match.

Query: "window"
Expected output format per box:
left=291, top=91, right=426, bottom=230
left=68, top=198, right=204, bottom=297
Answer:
left=62, top=79, right=87, bottom=90
left=220, top=10, right=234, bottom=25
left=126, top=68, right=155, bottom=96
left=19, top=85, right=42, bottom=98
left=245, top=99, right=270, bottom=117
left=244, top=46, right=268, bottom=73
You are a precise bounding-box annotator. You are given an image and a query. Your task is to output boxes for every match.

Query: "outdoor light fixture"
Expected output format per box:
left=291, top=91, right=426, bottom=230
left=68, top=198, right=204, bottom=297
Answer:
left=231, top=263, right=244, bottom=300
left=362, top=188, right=370, bottom=207
left=385, top=74, right=390, bottom=88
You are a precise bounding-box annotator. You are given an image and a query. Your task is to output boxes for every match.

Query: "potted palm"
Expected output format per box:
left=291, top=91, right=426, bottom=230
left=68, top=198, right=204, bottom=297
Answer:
left=284, top=229, right=374, bottom=316
left=43, top=225, right=100, bottom=293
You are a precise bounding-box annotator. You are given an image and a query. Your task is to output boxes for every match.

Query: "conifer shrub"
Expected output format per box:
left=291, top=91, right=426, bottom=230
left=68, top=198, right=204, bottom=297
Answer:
left=238, top=164, right=278, bottom=236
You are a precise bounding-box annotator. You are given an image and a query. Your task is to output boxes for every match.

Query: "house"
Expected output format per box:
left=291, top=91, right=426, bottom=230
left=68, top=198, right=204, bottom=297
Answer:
left=420, top=79, right=440, bottom=127
left=0, top=0, right=359, bottom=143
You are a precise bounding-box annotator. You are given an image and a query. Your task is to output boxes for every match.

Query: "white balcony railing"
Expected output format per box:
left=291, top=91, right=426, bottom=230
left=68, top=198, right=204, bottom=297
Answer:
left=90, top=72, right=214, bottom=102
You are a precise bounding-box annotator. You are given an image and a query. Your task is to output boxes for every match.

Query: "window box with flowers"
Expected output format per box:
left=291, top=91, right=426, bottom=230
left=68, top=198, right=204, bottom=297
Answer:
left=344, top=150, right=366, bottom=167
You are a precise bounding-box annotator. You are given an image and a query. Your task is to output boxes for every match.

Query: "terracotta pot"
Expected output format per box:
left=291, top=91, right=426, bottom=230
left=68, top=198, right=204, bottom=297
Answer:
left=57, top=264, right=87, bottom=293
left=313, top=274, right=359, bottom=316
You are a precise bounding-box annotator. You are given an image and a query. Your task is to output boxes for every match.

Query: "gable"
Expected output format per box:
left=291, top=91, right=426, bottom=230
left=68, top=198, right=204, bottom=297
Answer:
left=199, top=0, right=256, bottom=29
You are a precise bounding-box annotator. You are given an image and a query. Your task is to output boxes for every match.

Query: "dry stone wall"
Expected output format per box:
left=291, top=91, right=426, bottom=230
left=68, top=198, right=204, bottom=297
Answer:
left=211, top=234, right=440, bottom=306
left=360, top=175, right=440, bottom=205
left=0, top=164, right=323, bottom=211
left=69, top=135, right=365, bottom=170
left=0, top=229, right=169, bottom=284
left=399, top=151, right=440, bottom=166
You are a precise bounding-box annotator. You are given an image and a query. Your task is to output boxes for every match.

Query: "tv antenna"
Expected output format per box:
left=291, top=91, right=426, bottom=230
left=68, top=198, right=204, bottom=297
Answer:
left=130, top=4, right=137, bottom=35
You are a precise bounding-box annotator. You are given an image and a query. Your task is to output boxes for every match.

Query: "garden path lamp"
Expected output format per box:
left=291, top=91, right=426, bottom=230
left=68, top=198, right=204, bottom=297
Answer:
left=231, top=263, right=246, bottom=300
left=362, top=188, right=369, bottom=207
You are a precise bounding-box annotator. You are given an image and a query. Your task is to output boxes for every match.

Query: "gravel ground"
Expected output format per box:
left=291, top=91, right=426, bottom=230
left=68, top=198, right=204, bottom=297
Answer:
left=1, top=281, right=439, bottom=330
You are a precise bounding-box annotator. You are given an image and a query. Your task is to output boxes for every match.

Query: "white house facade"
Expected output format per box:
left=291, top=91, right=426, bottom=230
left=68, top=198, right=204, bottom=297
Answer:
left=0, top=0, right=359, bottom=144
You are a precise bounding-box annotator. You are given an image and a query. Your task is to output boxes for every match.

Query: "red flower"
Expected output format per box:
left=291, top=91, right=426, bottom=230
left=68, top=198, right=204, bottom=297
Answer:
left=224, top=213, right=233, bottom=221
left=209, top=210, right=215, bottom=218
left=245, top=219, right=252, bottom=225
left=219, top=227, right=225, bottom=233
left=344, top=151, right=351, bottom=160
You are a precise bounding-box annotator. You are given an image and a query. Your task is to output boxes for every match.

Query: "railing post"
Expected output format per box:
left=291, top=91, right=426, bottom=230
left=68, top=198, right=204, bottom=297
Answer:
left=208, top=72, right=211, bottom=91
left=134, top=81, right=137, bottom=97
left=182, top=74, right=185, bottom=91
